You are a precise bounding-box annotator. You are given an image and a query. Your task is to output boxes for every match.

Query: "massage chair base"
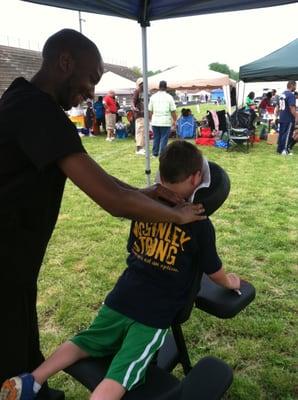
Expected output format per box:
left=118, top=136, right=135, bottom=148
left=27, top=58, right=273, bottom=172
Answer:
left=65, top=355, right=232, bottom=400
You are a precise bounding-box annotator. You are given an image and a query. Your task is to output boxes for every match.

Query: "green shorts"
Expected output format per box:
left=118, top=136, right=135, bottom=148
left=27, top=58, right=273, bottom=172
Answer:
left=71, top=304, right=168, bottom=390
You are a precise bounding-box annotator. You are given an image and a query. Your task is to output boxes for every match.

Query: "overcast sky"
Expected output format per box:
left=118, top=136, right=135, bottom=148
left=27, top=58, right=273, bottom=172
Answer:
left=0, top=1, right=297, bottom=72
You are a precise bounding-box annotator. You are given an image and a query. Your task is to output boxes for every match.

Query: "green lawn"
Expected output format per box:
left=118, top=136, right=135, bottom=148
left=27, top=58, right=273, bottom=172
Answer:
left=38, top=134, right=297, bottom=399
left=177, top=102, right=227, bottom=120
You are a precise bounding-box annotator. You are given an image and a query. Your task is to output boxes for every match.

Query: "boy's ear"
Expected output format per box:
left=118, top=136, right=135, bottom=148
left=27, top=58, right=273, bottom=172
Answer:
left=191, top=170, right=202, bottom=186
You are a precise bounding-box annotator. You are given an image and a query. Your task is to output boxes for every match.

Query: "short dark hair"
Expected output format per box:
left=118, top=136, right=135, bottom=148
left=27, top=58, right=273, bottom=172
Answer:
left=42, top=28, right=101, bottom=64
left=159, top=80, right=167, bottom=90
left=159, top=140, right=203, bottom=184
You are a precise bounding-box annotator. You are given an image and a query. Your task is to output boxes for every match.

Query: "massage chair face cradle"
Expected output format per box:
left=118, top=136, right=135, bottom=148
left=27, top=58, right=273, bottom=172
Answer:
left=65, top=162, right=256, bottom=400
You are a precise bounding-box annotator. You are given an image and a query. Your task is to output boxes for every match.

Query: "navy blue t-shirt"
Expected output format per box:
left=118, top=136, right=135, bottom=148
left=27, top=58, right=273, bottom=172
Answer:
left=105, top=218, right=222, bottom=328
left=279, top=90, right=296, bottom=124
left=0, top=77, right=86, bottom=286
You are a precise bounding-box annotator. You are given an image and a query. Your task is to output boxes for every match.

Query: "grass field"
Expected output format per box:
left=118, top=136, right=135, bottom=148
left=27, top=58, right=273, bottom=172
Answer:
left=38, top=130, right=297, bottom=399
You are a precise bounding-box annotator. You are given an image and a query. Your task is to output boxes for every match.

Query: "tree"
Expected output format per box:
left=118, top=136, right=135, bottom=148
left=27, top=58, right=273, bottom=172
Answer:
left=129, top=66, right=174, bottom=78
left=131, top=66, right=142, bottom=78
left=209, top=62, right=239, bottom=80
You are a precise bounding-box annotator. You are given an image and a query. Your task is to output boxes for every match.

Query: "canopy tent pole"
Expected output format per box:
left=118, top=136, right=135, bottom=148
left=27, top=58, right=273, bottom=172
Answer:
left=141, top=25, right=151, bottom=186
left=223, top=85, right=231, bottom=114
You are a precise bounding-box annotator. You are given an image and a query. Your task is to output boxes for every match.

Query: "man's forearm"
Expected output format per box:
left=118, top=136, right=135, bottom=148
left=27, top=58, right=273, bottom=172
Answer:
left=58, top=153, right=184, bottom=223
left=111, top=175, right=137, bottom=190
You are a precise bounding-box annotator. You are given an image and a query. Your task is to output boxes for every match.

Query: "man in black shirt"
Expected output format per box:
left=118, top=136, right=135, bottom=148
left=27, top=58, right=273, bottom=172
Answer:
left=0, top=29, right=205, bottom=392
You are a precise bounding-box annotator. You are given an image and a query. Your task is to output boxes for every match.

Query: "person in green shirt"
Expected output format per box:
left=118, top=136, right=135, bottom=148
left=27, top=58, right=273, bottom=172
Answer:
left=245, top=91, right=256, bottom=110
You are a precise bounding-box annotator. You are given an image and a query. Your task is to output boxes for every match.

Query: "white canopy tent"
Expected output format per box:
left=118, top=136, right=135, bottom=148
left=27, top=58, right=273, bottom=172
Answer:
left=94, top=71, right=135, bottom=95
left=148, top=66, right=233, bottom=114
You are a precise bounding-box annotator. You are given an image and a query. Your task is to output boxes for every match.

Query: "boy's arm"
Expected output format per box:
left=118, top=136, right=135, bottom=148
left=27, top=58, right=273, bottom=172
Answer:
left=208, top=267, right=240, bottom=290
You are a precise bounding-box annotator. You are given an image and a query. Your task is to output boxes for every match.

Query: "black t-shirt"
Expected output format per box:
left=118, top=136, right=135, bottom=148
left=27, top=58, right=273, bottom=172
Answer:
left=105, top=218, right=222, bottom=328
left=0, top=78, right=86, bottom=287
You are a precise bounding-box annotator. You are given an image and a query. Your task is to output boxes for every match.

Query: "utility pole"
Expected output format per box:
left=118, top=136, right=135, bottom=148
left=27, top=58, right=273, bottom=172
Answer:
left=78, top=11, right=85, bottom=33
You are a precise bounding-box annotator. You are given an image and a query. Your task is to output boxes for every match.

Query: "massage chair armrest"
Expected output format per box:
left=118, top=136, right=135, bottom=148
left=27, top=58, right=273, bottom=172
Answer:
left=196, top=274, right=256, bottom=319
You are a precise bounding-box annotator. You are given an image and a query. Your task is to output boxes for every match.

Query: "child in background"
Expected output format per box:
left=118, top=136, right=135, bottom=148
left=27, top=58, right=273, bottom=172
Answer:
left=115, top=116, right=127, bottom=139
left=1, top=141, right=240, bottom=400
left=84, top=100, right=96, bottom=136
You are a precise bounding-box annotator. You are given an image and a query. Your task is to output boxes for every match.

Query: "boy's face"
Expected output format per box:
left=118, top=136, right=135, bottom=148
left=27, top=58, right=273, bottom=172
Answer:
left=182, top=170, right=202, bottom=199
left=193, top=170, right=202, bottom=188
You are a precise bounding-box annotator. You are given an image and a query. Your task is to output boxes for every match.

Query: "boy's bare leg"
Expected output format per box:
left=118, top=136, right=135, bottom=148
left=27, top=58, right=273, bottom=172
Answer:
left=90, top=378, right=126, bottom=400
left=32, top=341, right=89, bottom=385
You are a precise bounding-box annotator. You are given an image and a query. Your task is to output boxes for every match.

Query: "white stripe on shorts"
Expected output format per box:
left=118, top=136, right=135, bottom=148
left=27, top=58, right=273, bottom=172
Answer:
left=128, top=329, right=168, bottom=390
left=122, top=328, right=167, bottom=389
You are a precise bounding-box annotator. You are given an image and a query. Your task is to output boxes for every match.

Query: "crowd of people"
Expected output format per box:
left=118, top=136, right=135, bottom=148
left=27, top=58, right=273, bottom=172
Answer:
left=71, top=78, right=297, bottom=158
left=74, top=78, right=178, bottom=158
left=244, top=81, right=298, bottom=155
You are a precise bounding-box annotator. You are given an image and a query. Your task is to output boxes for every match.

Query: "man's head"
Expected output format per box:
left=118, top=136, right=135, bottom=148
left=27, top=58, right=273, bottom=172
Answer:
left=40, top=29, right=104, bottom=110
left=159, top=140, right=203, bottom=198
left=97, top=96, right=103, bottom=102
left=107, top=90, right=116, bottom=97
left=287, top=80, right=296, bottom=92
left=159, top=80, right=167, bottom=91
left=136, top=77, right=143, bottom=88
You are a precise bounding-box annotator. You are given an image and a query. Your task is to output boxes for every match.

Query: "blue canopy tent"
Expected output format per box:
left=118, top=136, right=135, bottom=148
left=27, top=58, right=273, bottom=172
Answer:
left=211, top=88, right=224, bottom=102
left=23, top=0, right=297, bottom=185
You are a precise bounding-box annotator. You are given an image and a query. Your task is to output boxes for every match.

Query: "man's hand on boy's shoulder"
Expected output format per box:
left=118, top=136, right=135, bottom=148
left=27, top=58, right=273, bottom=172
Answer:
left=174, top=202, right=206, bottom=225
left=140, top=183, right=185, bottom=205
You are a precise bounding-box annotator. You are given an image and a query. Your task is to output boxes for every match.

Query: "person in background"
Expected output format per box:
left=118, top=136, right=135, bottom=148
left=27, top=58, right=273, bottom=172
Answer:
left=244, top=91, right=257, bottom=130
left=271, top=89, right=279, bottom=107
left=132, top=77, right=145, bottom=155
left=103, top=90, right=117, bottom=141
left=245, top=91, right=256, bottom=110
left=258, top=92, right=272, bottom=119
left=93, top=96, right=106, bottom=134
left=0, top=141, right=240, bottom=400
left=0, top=28, right=205, bottom=396
left=149, top=80, right=177, bottom=157
left=277, top=80, right=297, bottom=155
left=115, top=116, right=127, bottom=139
left=126, top=109, right=135, bottom=137
left=84, top=100, right=96, bottom=136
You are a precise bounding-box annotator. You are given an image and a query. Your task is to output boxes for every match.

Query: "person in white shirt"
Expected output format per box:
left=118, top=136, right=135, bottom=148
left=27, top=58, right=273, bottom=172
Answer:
left=149, top=80, right=177, bottom=157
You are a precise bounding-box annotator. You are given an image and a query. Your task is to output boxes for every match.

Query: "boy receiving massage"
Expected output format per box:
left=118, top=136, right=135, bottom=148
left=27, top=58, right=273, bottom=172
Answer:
left=1, top=140, right=240, bottom=400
